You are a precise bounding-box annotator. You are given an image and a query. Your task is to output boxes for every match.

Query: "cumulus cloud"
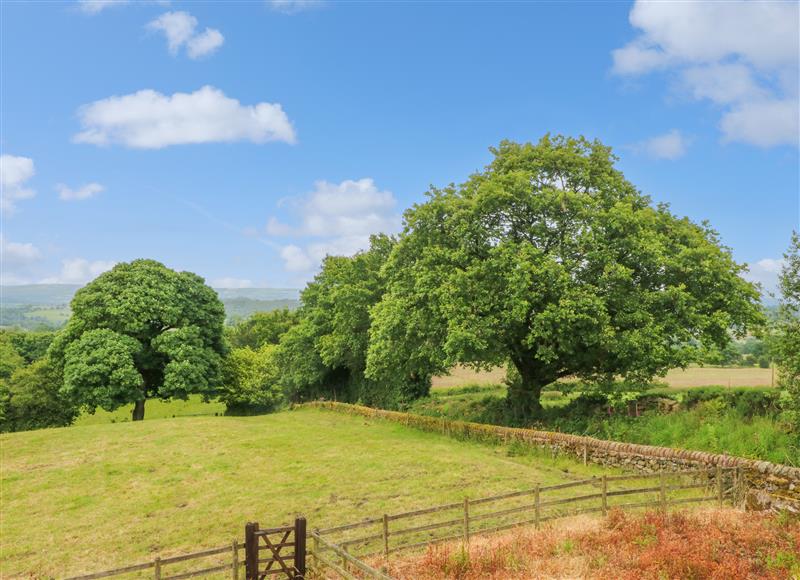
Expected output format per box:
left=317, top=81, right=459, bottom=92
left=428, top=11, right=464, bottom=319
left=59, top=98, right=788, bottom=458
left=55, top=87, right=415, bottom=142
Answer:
left=269, top=0, right=323, bottom=14
left=634, top=129, right=688, bottom=160
left=77, top=0, right=129, bottom=14
left=73, top=86, right=296, bottom=149
left=212, top=277, right=254, bottom=288
left=40, top=258, right=116, bottom=284
left=1, top=154, right=36, bottom=214
left=612, top=1, right=799, bottom=148
left=1, top=235, right=42, bottom=268
left=743, top=257, right=785, bottom=299
left=0, top=235, right=43, bottom=284
left=57, top=182, right=104, bottom=201
left=267, top=178, right=401, bottom=276
left=148, top=11, right=224, bottom=59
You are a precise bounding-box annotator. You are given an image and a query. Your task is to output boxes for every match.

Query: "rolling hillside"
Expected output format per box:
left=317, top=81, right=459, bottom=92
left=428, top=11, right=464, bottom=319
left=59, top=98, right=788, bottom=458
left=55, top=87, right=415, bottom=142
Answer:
left=0, top=284, right=300, bottom=328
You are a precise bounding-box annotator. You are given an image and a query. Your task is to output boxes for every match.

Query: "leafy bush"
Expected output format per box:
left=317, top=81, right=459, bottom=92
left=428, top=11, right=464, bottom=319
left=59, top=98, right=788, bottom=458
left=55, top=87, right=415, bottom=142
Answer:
left=0, top=359, right=78, bottom=432
left=220, top=345, right=282, bottom=415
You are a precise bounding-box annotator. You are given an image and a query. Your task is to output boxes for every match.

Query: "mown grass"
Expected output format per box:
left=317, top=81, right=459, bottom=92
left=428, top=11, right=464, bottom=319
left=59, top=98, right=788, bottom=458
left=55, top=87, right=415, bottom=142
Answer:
left=2, top=407, right=620, bottom=578
left=75, top=395, right=226, bottom=425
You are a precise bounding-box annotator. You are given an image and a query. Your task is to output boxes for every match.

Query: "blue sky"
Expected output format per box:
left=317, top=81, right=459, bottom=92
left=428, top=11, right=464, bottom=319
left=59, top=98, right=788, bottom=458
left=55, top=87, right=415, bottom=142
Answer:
left=1, top=1, right=798, bottom=296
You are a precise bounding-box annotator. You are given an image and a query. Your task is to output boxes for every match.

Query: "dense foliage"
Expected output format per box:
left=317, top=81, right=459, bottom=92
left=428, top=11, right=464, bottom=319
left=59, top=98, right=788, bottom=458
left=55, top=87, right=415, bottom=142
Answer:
left=226, top=308, right=299, bottom=349
left=219, top=344, right=282, bottom=414
left=367, top=135, right=764, bottom=419
left=0, top=359, right=78, bottom=432
left=276, top=234, right=430, bottom=408
left=776, top=232, right=800, bottom=428
left=48, top=259, right=227, bottom=421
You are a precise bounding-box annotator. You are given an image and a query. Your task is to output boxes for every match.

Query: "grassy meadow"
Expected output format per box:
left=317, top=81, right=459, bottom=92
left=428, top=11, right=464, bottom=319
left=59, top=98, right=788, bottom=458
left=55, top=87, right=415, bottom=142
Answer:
left=3, top=407, right=622, bottom=578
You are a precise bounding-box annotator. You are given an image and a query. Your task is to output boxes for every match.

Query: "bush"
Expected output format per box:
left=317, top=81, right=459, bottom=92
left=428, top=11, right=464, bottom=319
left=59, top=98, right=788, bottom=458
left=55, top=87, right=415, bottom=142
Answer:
left=0, top=359, right=78, bottom=432
left=220, top=345, right=283, bottom=415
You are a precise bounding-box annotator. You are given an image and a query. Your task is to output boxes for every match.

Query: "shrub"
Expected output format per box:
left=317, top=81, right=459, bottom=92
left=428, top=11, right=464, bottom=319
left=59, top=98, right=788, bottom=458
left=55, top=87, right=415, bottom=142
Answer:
left=0, top=359, right=78, bottom=432
left=220, top=345, right=283, bottom=415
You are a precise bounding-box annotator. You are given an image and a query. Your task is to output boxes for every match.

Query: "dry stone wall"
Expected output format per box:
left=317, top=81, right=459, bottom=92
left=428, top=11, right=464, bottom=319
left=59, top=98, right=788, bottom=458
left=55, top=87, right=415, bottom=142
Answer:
left=304, top=401, right=800, bottom=512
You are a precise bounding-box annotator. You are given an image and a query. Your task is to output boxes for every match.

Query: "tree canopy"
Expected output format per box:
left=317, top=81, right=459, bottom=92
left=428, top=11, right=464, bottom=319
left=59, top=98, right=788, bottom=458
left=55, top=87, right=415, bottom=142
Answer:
left=366, top=135, right=763, bottom=419
left=226, top=308, right=299, bottom=350
left=49, top=259, right=227, bottom=420
left=776, top=232, right=800, bottom=428
left=276, top=234, right=430, bottom=408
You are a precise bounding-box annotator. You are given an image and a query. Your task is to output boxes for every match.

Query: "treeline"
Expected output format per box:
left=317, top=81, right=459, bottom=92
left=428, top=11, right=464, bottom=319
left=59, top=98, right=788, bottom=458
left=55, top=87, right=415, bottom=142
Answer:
left=2, top=136, right=799, bottom=432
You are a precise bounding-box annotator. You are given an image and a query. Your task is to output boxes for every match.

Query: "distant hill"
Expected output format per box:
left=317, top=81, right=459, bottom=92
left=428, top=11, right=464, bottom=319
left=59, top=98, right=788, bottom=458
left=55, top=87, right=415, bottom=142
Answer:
left=0, top=285, right=300, bottom=329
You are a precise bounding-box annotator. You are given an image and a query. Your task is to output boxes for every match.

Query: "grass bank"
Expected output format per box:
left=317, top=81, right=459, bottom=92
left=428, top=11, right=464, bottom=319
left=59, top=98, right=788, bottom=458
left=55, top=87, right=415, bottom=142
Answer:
left=409, top=385, right=798, bottom=465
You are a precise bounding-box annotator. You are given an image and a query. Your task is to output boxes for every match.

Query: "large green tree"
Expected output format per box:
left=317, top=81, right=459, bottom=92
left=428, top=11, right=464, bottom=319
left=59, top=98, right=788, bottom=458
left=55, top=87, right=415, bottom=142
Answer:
left=49, top=259, right=227, bottom=421
left=277, top=235, right=430, bottom=407
left=367, top=135, right=763, bottom=420
left=776, top=232, right=800, bottom=428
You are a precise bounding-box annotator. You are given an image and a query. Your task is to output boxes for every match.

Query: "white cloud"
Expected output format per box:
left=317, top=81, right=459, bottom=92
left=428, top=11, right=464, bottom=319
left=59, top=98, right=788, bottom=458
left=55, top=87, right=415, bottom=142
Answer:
left=187, top=28, right=224, bottom=59
left=613, top=1, right=799, bottom=148
left=148, top=11, right=224, bottom=59
left=40, top=258, right=116, bottom=284
left=212, top=277, right=254, bottom=288
left=635, top=129, right=688, bottom=160
left=280, top=245, right=314, bottom=272
left=0, top=235, right=42, bottom=268
left=744, top=257, right=785, bottom=299
left=74, top=86, right=296, bottom=149
left=1, top=154, right=36, bottom=214
left=1, top=235, right=43, bottom=285
left=268, top=178, right=401, bottom=276
left=269, top=0, right=323, bottom=14
left=57, top=182, right=105, bottom=201
left=720, top=99, right=800, bottom=148
left=77, top=0, right=129, bottom=14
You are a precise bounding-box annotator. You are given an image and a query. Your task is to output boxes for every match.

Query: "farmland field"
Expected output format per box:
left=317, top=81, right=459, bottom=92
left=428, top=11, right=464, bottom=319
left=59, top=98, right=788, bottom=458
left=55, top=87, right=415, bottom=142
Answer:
left=2, top=407, right=620, bottom=578
left=431, top=365, right=775, bottom=390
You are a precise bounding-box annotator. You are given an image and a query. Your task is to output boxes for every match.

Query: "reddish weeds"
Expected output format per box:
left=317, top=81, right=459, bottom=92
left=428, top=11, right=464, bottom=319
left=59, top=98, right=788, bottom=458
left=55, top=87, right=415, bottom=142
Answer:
left=380, top=509, right=800, bottom=579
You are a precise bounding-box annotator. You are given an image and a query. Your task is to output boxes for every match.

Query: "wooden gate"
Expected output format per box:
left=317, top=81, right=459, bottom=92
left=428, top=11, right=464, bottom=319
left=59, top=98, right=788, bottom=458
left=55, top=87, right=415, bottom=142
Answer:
left=244, top=517, right=306, bottom=580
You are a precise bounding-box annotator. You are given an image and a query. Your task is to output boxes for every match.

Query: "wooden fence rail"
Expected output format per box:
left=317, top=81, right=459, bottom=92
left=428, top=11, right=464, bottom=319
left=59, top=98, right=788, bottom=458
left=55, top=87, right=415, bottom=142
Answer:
left=314, top=466, right=737, bottom=571
left=65, top=468, right=737, bottom=580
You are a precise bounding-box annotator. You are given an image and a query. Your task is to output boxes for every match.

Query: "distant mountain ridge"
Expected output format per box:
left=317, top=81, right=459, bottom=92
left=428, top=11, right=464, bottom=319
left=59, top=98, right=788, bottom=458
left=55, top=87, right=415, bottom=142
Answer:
left=0, top=285, right=301, bottom=329
left=2, top=284, right=300, bottom=305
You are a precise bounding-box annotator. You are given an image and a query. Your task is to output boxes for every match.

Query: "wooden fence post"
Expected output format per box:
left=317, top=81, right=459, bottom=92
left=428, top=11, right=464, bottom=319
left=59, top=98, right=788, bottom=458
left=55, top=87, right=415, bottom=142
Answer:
left=659, top=471, right=667, bottom=511
left=153, top=556, right=161, bottom=580
left=601, top=476, right=608, bottom=516
left=231, top=539, right=239, bottom=580
left=294, top=517, right=307, bottom=579
left=382, top=514, right=389, bottom=558
left=245, top=522, right=258, bottom=580
left=534, top=484, right=541, bottom=529
left=312, top=529, right=320, bottom=569
left=463, top=498, right=470, bottom=545
left=716, top=466, right=723, bottom=506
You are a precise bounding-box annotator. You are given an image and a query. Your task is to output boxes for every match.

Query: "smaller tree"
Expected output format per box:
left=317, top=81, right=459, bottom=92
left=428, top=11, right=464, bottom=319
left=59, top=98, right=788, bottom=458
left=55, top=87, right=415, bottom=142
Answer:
left=0, top=359, right=78, bottom=432
left=49, top=260, right=227, bottom=421
left=775, top=232, right=800, bottom=428
left=220, top=345, right=282, bottom=414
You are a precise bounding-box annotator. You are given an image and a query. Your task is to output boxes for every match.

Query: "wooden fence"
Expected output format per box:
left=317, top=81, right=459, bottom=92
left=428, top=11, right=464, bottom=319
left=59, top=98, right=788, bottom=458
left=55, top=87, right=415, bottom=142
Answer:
left=311, top=466, right=736, bottom=578
left=65, top=467, right=736, bottom=580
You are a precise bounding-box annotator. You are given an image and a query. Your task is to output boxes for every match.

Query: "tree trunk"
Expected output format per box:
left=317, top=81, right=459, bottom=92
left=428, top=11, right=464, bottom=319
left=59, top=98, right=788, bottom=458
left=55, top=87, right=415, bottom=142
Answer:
left=132, top=399, right=145, bottom=421
left=507, top=355, right=551, bottom=423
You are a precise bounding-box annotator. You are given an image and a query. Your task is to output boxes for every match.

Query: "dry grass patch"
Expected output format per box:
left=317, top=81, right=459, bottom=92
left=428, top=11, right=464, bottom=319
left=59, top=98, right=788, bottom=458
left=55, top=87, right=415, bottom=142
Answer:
left=380, top=508, right=800, bottom=579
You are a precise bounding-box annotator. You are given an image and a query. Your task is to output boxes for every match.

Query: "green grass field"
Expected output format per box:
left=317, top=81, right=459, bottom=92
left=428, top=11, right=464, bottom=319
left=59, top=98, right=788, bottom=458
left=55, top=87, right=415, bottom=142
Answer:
left=75, top=395, right=226, bottom=426
left=2, top=407, right=620, bottom=578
